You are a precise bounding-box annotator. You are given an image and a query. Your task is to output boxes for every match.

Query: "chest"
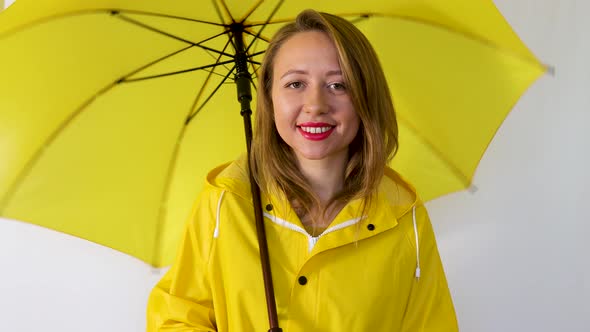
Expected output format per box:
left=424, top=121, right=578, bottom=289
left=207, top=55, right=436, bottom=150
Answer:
left=208, top=200, right=417, bottom=331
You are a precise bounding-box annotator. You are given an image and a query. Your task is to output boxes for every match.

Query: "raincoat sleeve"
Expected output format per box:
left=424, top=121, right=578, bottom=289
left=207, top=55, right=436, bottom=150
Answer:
left=400, top=203, right=459, bottom=332
left=146, top=189, right=219, bottom=331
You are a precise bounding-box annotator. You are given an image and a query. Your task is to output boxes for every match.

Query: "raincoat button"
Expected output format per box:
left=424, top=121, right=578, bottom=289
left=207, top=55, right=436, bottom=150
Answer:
left=298, top=276, right=308, bottom=285
left=265, top=204, right=273, bottom=211
left=367, top=224, right=375, bottom=231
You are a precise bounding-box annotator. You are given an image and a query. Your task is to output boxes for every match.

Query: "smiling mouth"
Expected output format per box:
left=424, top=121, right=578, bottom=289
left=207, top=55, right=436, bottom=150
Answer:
left=296, top=124, right=335, bottom=141
left=299, top=126, right=334, bottom=134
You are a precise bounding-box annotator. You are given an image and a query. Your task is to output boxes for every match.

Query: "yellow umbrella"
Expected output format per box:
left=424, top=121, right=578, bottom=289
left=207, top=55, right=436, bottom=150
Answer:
left=0, top=0, right=547, bottom=268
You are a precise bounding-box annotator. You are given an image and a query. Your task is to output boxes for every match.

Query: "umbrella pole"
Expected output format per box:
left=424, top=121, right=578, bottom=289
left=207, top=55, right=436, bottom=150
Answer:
left=232, top=24, right=283, bottom=332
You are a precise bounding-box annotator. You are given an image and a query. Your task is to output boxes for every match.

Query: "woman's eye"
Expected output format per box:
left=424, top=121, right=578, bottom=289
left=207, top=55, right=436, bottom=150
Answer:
left=286, top=81, right=303, bottom=89
left=329, top=82, right=346, bottom=91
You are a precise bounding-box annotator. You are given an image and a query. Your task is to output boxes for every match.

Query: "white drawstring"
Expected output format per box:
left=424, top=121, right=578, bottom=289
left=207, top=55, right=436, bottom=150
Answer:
left=213, top=190, right=226, bottom=238
left=412, top=206, right=421, bottom=279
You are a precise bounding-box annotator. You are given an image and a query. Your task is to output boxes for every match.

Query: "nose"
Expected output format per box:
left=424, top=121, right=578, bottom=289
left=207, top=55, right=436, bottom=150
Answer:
left=303, top=85, right=328, bottom=115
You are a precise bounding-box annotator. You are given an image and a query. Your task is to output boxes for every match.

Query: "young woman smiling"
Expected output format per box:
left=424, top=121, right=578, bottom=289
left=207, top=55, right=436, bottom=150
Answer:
left=148, top=9, right=458, bottom=332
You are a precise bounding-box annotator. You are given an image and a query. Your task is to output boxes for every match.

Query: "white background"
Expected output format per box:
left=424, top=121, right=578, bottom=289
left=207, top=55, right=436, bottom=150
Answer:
left=1, top=0, right=588, bottom=331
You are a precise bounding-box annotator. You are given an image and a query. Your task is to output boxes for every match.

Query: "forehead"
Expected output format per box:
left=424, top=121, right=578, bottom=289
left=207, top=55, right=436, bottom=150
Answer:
left=272, top=31, right=341, bottom=74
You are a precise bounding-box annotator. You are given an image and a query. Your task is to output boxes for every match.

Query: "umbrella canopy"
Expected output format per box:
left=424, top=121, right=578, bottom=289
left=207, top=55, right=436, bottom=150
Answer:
left=0, top=0, right=546, bottom=267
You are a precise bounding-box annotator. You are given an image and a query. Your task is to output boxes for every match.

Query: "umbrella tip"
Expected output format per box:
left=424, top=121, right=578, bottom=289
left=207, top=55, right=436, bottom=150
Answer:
left=545, top=64, right=556, bottom=76
left=150, top=267, right=168, bottom=275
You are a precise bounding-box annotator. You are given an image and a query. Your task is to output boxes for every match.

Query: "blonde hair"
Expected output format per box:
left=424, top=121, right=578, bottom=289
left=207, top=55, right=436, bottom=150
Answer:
left=250, top=9, right=398, bottom=227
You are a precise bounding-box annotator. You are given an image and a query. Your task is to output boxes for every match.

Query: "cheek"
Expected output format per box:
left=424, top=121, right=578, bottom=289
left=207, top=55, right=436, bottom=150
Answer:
left=272, top=102, right=291, bottom=134
left=272, top=95, right=297, bottom=124
left=344, top=103, right=360, bottom=130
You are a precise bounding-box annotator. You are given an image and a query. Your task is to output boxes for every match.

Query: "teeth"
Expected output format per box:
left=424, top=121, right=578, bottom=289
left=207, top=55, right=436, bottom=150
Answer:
left=300, top=126, right=333, bottom=134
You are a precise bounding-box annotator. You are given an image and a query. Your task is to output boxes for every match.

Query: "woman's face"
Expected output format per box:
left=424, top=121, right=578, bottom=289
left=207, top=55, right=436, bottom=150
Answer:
left=271, top=31, right=360, bottom=166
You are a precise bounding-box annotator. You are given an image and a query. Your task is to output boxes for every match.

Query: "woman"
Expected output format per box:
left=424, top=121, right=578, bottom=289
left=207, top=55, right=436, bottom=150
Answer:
left=147, top=9, right=458, bottom=331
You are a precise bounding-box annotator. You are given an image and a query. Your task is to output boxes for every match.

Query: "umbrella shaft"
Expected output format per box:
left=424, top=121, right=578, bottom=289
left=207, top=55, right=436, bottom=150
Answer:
left=233, top=23, right=282, bottom=332
left=232, top=24, right=252, bottom=105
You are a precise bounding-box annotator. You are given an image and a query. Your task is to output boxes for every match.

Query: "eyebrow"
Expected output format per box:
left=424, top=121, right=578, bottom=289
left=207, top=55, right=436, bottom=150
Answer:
left=279, top=69, right=342, bottom=79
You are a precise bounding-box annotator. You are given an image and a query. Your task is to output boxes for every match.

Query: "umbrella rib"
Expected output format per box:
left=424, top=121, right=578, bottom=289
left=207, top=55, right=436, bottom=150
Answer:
left=238, top=0, right=265, bottom=23
left=243, top=32, right=267, bottom=71
left=114, top=9, right=225, bottom=26
left=246, top=59, right=262, bottom=66
left=250, top=75, right=258, bottom=92
left=245, top=50, right=265, bottom=67
left=245, top=0, right=285, bottom=54
left=201, top=66, right=234, bottom=79
left=249, top=61, right=260, bottom=82
left=246, top=50, right=266, bottom=58
left=200, top=34, right=234, bottom=77
left=194, top=29, right=233, bottom=48
left=201, top=32, right=235, bottom=74
left=122, top=59, right=235, bottom=82
left=251, top=62, right=261, bottom=80
left=187, top=65, right=236, bottom=125
left=204, top=49, right=235, bottom=74
left=397, top=116, right=472, bottom=188
left=115, top=13, right=235, bottom=58
left=245, top=18, right=292, bottom=27
left=211, top=0, right=227, bottom=25
left=191, top=29, right=238, bottom=74
left=189, top=36, right=234, bottom=113
left=244, top=28, right=271, bottom=44
left=130, top=29, right=233, bottom=80
left=246, top=12, right=372, bottom=26
left=0, top=9, right=224, bottom=40
left=219, top=0, right=235, bottom=23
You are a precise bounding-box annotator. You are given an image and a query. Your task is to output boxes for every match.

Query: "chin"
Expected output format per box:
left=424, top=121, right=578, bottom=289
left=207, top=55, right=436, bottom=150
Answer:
left=293, top=150, right=326, bottom=161
left=294, top=148, right=347, bottom=163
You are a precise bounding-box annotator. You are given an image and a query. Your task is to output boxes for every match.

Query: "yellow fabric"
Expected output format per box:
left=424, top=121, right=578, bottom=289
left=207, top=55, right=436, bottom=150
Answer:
left=147, top=157, right=458, bottom=331
left=0, top=0, right=546, bottom=266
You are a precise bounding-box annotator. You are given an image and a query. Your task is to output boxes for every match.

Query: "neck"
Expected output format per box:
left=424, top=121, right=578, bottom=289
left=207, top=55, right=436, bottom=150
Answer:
left=295, top=153, right=348, bottom=204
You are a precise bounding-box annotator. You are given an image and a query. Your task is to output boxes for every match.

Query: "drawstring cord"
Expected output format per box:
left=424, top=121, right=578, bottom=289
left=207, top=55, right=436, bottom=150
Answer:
left=412, top=206, right=421, bottom=279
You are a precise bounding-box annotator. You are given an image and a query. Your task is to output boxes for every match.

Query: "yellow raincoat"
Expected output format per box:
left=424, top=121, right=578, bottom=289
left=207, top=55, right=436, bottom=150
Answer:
left=147, top=157, right=458, bottom=331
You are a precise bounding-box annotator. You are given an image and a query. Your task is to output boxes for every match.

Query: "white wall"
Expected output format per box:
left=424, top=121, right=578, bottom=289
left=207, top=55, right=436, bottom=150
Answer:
left=0, top=0, right=588, bottom=331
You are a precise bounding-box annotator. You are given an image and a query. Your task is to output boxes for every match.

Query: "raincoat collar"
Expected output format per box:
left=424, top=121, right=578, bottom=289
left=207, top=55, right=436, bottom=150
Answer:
left=206, top=155, right=419, bottom=254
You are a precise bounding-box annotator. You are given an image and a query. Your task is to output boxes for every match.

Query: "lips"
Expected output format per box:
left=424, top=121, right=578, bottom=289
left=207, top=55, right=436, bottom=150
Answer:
left=297, top=122, right=335, bottom=141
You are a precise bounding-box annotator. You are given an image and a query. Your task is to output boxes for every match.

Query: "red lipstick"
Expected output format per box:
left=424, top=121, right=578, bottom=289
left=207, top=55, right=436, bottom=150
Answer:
left=297, top=122, right=335, bottom=141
